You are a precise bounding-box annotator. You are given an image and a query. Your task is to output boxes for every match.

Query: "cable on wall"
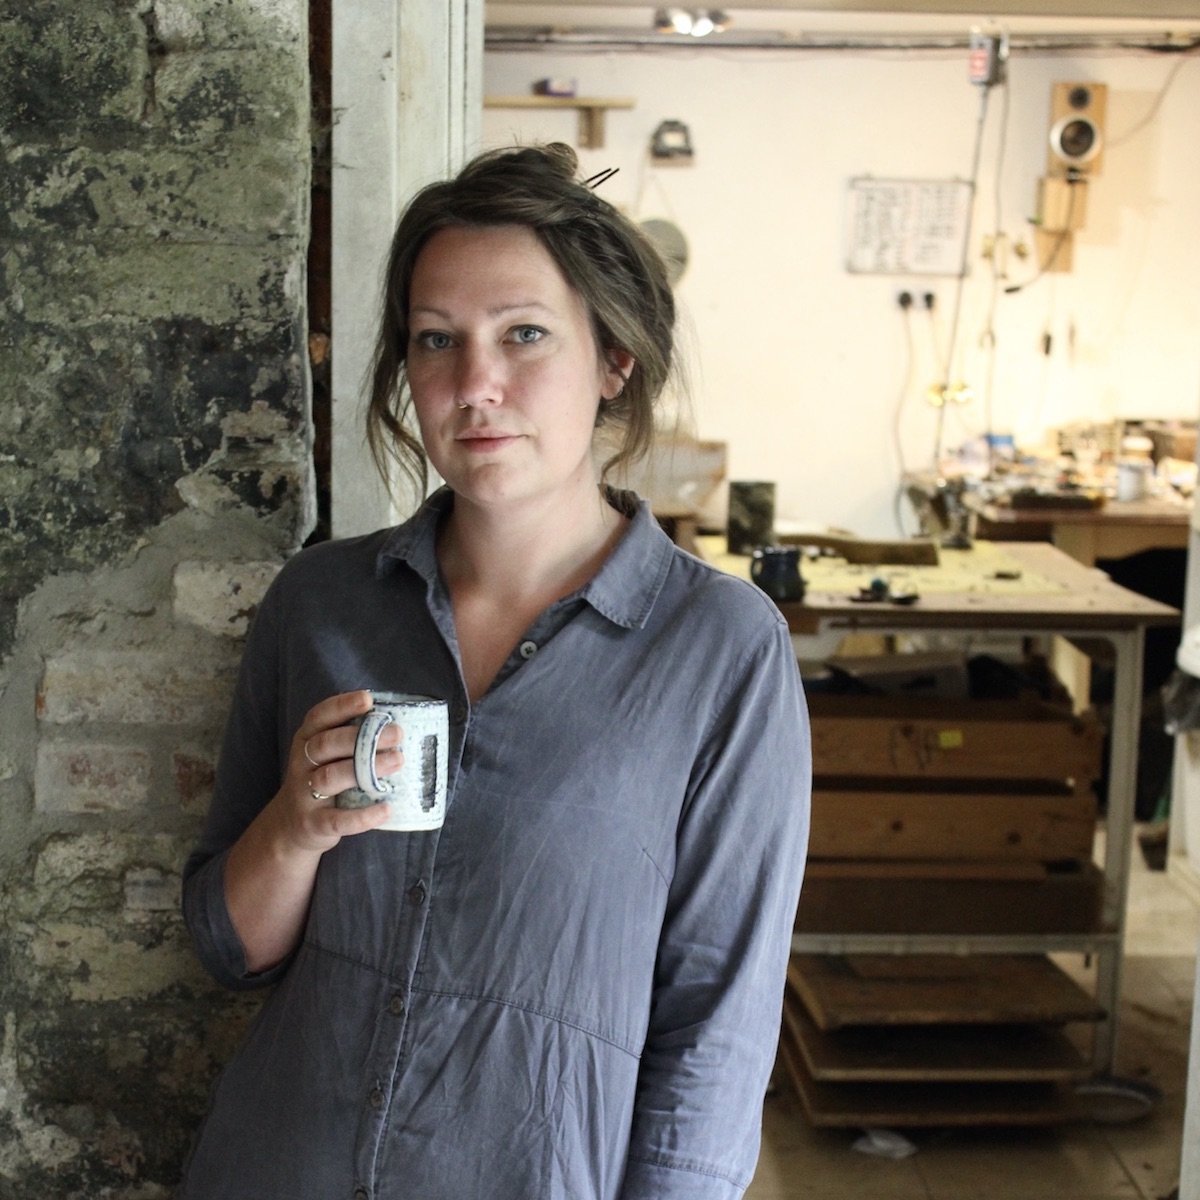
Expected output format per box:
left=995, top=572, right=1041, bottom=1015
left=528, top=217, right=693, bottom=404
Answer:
left=1003, top=176, right=1081, bottom=296
left=931, top=82, right=991, bottom=468
left=1106, top=46, right=1198, bottom=148
left=977, top=75, right=1012, bottom=476
left=891, top=293, right=917, bottom=535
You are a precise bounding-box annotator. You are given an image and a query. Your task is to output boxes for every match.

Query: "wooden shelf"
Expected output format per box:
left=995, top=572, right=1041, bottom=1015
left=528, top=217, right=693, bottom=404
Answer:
left=484, top=95, right=635, bottom=148
left=783, top=993, right=1091, bottom=1084
left=788, top=954, right=1105, bottom=1032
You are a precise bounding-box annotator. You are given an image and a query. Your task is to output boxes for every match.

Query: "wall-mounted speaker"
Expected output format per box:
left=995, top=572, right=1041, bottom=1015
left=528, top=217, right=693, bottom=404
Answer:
left=1047, top=81, right=1107, bottom=176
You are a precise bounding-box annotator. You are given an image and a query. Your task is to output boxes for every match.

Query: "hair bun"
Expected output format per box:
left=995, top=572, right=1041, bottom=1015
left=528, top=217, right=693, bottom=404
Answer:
left=491, top=142, right=579, bottom=182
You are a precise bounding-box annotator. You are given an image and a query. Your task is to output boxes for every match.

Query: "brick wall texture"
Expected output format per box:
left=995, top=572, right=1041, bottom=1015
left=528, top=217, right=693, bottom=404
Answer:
left=0, top=2, right=311, bottom=1194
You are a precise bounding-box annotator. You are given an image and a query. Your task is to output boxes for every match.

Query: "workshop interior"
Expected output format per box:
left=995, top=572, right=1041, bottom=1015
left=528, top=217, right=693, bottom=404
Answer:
left=4, top=0, right=1200, bottom=1196
left=470, top=3, right=1200, bottom=1197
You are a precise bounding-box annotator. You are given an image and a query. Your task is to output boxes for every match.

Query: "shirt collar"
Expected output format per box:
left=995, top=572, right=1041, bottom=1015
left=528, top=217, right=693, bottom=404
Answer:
left=375, top=486, right=675, bottom=631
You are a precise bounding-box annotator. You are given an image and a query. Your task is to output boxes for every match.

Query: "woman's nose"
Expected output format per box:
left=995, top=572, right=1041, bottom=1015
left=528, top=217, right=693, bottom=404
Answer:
left=455, top=341, right=503, bottom=408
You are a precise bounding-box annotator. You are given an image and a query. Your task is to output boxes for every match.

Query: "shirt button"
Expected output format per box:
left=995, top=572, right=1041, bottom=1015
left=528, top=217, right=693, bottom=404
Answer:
left=519, top=640, right=538, bottom=659
left=368, top=1086, right=384, bottom=1109
left=450, top=701, right=468, bottom=725
left=388, top=994, right=405, bottom=1016
left=354, top=1189, right=369, bottom=1200
left=407, top=880, right=427, bottom=906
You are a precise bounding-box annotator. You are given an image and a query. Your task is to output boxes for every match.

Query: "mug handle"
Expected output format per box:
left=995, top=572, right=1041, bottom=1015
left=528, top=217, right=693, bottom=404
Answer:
left=354, top=709, right=397, bottom=796
left=750, top=553, right=764, bottom=584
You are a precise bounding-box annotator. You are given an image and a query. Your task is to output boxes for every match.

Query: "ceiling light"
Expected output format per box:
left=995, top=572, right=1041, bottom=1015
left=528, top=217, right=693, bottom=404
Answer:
left=654, top=8, right=692, bottom=35
left=653, top=8, right=731, bottom=37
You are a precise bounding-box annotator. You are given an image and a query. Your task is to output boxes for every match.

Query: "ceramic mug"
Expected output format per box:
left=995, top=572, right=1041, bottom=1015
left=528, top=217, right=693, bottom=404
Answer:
left=751, top=545, right=805, bottom=603
left=336, top=692, right=448, bottom=832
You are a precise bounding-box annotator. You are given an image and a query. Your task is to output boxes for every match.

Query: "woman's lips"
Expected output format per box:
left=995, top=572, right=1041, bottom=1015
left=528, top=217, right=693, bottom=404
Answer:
left=457, top=430, right=519, bottom=452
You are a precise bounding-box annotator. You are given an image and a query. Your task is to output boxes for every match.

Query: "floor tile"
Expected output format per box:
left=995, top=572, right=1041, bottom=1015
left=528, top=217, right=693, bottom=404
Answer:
left=913, top=1126, right=1140, bottom=1199
left=748, top=1093, right=932, bottom=1198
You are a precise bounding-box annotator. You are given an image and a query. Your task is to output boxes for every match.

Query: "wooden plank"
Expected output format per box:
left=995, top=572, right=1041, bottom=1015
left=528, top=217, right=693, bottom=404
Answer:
left=697, top=537, right=1179, bottom=633
left=795, top=860, right=1104, bottom=935
left=808, top=696, right=1102, bottom=783
left=787, top=954, right=1105, bottom=1031
left=483, top=95, right=636, bottom=110
left=776, top=531, right=940, bottom=565
left=805, top=860, right=1048, bottom=881
left=782, top=991, right=1091, bottom=1083
left=809, top=786, right=1096, bottom=862
left=777, top=1033, right=1083, bottom=1128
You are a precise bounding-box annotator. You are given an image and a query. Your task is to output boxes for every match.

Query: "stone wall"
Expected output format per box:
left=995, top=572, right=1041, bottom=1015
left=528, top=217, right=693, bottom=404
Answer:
left=0, top=1, right=312, bottom=1194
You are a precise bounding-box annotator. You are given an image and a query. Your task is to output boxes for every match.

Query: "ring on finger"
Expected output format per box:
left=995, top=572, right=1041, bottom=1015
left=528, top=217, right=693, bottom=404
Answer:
left=308, top=779, right=330, bottom=802
left=303, top=738, right=320, bottom=768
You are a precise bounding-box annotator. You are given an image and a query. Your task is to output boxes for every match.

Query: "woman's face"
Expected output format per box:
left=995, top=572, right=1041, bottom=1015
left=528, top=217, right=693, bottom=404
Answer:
left=405, top=224, right=630, bottom=517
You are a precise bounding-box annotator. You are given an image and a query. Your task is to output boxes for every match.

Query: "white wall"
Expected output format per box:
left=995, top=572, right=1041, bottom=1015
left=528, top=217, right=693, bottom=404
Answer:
left=482, top=41, right=1200, bottom=536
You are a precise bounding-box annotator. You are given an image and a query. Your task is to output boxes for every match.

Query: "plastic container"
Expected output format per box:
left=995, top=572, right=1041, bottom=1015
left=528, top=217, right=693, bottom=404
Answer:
left=1116, top=435, right=1153, bottom=502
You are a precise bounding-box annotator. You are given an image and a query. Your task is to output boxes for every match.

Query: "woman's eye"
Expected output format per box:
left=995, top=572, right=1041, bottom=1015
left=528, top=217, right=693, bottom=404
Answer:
left=510, top=325, right=545, bottom=345
left=415, top=331, right=452, bottom=351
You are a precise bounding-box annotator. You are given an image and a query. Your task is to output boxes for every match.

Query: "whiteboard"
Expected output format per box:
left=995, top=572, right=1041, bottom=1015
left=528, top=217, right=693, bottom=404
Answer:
left=845, top=177, right=973, bottom=277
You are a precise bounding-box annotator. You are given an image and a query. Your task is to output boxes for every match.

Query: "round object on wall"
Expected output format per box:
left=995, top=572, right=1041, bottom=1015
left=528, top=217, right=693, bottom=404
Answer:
left=1049, top=113, right=1102, bottom=168
left=639, top=218, right=689, bottom=285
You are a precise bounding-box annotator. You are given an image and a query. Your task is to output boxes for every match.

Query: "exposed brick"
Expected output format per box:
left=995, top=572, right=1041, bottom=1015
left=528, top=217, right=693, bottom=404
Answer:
left=34, top=742, right=152, bottom=814
left=31, top=833, right=183, bottom=898
left=172, top=748, right=217, bottom=816
left=124, top=867, right=179, bottom=913
left=37, top=650, right=237, bottom=725
left=30, top=921, right=196, bottom=1003
left=173, top=560, right=278, bottom=637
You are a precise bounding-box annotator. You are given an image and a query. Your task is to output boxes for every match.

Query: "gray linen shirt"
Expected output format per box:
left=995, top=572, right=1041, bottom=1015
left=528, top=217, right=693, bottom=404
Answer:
left=180, top=488, right=810, bottom=1200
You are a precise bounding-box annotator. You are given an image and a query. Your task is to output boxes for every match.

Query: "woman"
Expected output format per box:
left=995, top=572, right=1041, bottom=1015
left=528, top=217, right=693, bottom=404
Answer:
left=181, top=143, right=810, bottom=1200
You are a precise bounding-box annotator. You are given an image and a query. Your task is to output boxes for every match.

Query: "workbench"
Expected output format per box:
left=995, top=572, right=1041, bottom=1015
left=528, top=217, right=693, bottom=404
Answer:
left=700, top=537, right=1179, bottom=1082
left=964, top=494, right=1190, bottom=568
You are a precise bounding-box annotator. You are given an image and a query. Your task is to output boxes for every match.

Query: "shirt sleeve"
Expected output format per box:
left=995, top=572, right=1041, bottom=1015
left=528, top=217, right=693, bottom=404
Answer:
left=620, top=616, right=811, bottom=1199
left=181, top=576, right=292, bottom=991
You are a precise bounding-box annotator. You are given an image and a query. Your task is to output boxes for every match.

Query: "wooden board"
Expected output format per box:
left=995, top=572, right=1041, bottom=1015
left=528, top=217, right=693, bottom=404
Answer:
left=795, top=860, right=1104, bottom=934
left=704, top=536, right=1065, bottom=596
left=805, top=860, right=1048, bottom=881
left=776, top=532, right=940, bottom=566
left=809, top=785, right=1096, bottom=862
left=696, top=537, right=1180, bottom=633
left=808, top=695, right=1102, bottom=784
left=777, top=1026, right=1085, bottom=1128
left=782, top=991, right=1091, bottom=1083
left=787, top=954, right=1105, bottom=1031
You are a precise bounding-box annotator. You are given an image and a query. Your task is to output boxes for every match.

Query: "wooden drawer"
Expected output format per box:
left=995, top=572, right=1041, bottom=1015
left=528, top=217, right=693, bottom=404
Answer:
left=809, top=782, right=1096, bottom=862
left=808, top=695, right=1102, bottom=787
left=795, top=860, right=1104, bottom=935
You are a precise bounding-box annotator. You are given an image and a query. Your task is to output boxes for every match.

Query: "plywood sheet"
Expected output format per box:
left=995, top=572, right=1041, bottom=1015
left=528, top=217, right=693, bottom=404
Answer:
left=787, top=953, right=1105, bottom=1031
left=782, top=990, right=1091, bottom=1083
left=777, top=1026, right=1083, bottom=1128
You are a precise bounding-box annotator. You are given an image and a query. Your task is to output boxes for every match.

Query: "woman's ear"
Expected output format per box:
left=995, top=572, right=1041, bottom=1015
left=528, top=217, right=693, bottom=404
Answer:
left=602, top=349, right=636, bottom=399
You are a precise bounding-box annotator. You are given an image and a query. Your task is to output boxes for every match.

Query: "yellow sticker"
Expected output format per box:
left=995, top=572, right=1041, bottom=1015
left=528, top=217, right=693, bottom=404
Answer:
left=938, top=729, right=964, bottom=750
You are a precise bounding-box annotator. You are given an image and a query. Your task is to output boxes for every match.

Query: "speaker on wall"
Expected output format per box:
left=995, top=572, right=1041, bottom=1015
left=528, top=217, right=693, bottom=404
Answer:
left=1047, top=81, right=1107, bottom=176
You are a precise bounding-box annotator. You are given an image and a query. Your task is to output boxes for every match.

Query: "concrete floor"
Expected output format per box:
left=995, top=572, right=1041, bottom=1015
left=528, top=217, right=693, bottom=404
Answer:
left=749, top=828, right=1200, bottom=1200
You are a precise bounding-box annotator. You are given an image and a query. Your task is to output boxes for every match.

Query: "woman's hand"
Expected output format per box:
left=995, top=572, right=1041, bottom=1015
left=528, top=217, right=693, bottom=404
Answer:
left=224, top=690, right=404, bottom=973
left=278, top=690, right=404, bottom=854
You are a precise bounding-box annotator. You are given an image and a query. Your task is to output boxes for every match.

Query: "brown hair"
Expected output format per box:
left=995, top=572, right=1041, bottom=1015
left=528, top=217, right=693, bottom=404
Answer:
left=366, top=142, right=677, bottom=504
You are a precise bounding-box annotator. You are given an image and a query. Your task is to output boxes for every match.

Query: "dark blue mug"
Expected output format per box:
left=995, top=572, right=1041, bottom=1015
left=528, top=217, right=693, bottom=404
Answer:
left=751, top=545, right=805, bottom=603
